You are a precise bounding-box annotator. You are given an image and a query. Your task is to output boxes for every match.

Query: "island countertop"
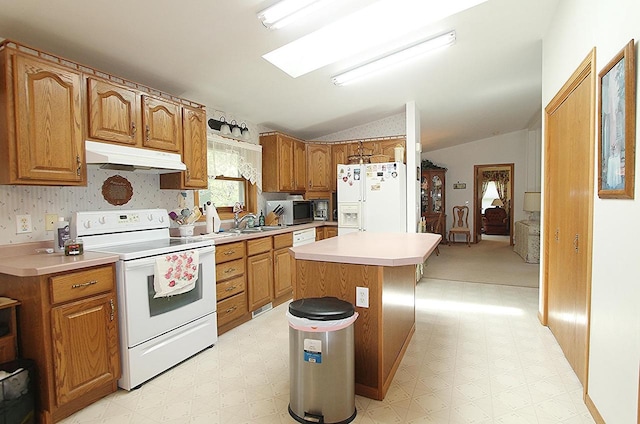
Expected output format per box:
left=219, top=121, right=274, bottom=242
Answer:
left=289, top=231, right=441, bottom=266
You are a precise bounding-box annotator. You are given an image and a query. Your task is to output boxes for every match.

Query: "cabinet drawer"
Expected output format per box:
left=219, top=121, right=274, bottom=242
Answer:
left=247, top=236, right=273, bottom=256
left=215, top=241, right=245, bottom=263
left=50, top=265, right=114, bottom=304
left=216, top=275, right=245, bottom=302
left=273, top=232, right=293, bottom=249
left=216, top=258, right=244, bottom=282
left=217, top=293, right=247, bottom=327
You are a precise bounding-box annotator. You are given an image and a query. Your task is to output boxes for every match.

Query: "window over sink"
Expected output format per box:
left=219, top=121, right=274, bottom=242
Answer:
left=195, top=135, right=262, bottom=219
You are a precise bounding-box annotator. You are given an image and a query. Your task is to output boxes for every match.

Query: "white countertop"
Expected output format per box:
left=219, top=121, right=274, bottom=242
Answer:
left=289, top=232, right=441, bottom=266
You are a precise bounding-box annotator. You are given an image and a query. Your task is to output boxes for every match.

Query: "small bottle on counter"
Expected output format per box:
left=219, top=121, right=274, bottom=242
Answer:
left=54, top=217, right=70, bottom=253
left=258, top=210, right=265, bottom=227
left=64, top=238, right=84, bottom=256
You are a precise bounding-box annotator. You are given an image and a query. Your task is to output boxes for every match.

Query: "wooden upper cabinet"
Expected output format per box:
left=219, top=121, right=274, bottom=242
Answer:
left=160, top=106, right=208, bottom=189
left=307, top=144, right=331, bottom=191
left=88, top=78, right=142, bottom=146
left=261, top=133, right=306, bottom=193
left=293, top=138, right=307, bottom=192
left=142, top=95, right=182, bottom=152
left=6, top=53, right=85, bottom=185
left=375, top=139, right=405, bottom=161
left=181, top=107, right=208, bottom=188
left=331, top=144, right=349, bottom=189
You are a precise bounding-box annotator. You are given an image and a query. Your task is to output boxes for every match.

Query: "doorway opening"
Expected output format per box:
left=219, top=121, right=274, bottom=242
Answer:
left=473, top=164, right=514, bottom=246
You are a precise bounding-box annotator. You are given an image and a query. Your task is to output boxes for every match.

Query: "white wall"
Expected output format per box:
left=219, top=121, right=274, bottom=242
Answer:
left=542, top=1, right=640, bottom=422
left=424, top=130, right=529, bottom=239
left=406, top=102, right=421, bottom=233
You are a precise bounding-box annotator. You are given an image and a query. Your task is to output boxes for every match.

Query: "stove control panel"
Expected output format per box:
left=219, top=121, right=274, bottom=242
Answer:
left=72, top=209, right=170, bottom=237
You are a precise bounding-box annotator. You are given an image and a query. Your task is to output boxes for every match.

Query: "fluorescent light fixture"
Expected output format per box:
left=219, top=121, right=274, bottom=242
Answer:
left=257, top=0, right=335, bottom=30
left=331, top=31, right=456, bottom=86
left=263, top=0, right=486, bottom=78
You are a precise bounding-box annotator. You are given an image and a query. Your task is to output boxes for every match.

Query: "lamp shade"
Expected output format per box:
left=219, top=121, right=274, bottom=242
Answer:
left=491, top=198, right=503, bottom=207
left=523, top=192, right=541, bottom=212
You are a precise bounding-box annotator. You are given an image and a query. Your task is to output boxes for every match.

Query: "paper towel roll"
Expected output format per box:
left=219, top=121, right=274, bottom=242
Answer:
left=205, top=202, right=214, bottom=233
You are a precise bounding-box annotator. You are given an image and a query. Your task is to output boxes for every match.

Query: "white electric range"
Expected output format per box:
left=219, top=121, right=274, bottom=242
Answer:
left=71, top=209, right=217, bottom=390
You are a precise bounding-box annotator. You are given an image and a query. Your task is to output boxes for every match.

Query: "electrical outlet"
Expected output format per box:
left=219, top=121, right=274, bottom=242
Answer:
left=45, top=214, right=58, bottom=231
left=356, top=286, right=369, bottom=308
left=16, top=214, right=32, bottom=234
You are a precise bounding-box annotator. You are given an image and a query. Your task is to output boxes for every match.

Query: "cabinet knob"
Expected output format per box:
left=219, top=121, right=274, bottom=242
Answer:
left=76, top=155, right=82, bottom=176
left=131, top=121, right=137, bottom=137
left=145, top=125, right=150, bottom=141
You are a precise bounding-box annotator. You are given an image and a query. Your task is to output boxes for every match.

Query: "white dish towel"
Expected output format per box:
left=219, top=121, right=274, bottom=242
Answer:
left=154, top=250, right=199, bottom=298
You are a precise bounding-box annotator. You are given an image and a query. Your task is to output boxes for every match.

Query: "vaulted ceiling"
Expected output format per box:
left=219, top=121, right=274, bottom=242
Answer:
left=0, top=0, right=559, bottom=151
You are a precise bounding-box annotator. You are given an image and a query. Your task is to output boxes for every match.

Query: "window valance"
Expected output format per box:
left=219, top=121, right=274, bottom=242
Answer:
left=208, top=135, right=262, bottom=190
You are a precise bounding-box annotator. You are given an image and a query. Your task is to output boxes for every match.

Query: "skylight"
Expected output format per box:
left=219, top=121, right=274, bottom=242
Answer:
left=262, top=0, right=487, bottom=78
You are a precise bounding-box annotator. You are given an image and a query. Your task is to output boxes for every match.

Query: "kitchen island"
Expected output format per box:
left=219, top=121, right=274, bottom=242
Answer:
left=289, top=231, right=441, bottom=400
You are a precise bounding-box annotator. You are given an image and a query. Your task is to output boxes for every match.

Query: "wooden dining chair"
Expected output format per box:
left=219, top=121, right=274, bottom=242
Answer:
left=448, top=205, right=471, bottom=246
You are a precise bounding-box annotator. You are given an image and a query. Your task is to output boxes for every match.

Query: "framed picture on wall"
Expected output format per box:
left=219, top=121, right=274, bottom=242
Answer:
left=598, top=39, right=636, bottom=199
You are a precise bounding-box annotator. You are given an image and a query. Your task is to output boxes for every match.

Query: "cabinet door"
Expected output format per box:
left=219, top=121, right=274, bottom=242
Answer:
left=325, top=227, right=338, bottom=238
left=247, top=252, right=274, bottom=311
left=377, top=139, right=404, bottom=161
left=307, top=144, right=331, bottom=191
left=13, top=54, right=84, bottom=184
left=51, top=292, right=120, bottom=405
left=278, top=135, right=296, bottom=192
left=273, top=247, right=292, bottom=298
left=181, top=106, right=208, bottom=188
left=142, top=96, right=182, bottom=152
left=331, top=144, right=349, bottom=190
left=293, top=139, right=307, bottom=192
left=88, top=78, right=141, bottom=146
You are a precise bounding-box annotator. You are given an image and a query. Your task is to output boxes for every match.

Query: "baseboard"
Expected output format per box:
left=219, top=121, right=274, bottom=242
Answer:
left=584, top=392, right=605, bottom=424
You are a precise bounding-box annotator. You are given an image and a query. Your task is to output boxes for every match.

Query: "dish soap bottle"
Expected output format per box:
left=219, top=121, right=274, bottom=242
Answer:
left=258, top=210, right=265, bottom=227
left=54, top=217, right=70, bottom=253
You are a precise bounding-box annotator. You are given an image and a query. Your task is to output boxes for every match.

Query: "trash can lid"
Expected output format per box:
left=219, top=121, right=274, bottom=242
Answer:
left=289, top=297, right=355, bottom=321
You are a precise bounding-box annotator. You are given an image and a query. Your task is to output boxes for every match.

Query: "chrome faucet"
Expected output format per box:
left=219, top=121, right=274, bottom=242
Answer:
left=234, top=212, right=257, bottom=230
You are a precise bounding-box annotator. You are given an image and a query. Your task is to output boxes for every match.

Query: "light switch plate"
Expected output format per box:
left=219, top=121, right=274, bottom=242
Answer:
left=16, top=214, right=32, bottom=234
left=356, top=286, right=369, bottom=308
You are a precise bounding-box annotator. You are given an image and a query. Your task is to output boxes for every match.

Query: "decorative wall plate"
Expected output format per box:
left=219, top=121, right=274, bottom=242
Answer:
left=102, top=175, right=133, bottom=206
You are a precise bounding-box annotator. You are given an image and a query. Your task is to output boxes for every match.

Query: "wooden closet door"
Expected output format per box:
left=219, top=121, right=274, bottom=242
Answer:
left=544, top=51, right=595, bottom=386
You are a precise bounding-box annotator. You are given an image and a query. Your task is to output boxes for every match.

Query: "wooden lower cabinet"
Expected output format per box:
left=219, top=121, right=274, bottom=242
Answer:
left=215, top=241, right=249, bottom=334
left=247, top=252, right=274, bottom=311
left=273, top=232, right=293, bottom=303
left=325, top=226, right=338, bottom=238
left=0, top=264, right=120, bottom=423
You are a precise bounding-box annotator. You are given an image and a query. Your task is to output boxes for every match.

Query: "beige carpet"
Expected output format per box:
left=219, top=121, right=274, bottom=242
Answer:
left=423, top=235, right=540, bottom=287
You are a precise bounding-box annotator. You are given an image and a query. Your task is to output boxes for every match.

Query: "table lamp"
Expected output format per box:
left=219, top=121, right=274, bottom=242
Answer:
left=523, top=192, right=541, bottom=221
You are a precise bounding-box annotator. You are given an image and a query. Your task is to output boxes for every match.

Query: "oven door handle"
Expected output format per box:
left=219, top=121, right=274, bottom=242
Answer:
left=123, top=246, right=215, bottom=270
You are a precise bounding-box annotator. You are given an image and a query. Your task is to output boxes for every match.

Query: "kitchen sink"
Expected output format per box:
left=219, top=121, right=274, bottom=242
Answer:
left=226, top=226, right=284, bottom=234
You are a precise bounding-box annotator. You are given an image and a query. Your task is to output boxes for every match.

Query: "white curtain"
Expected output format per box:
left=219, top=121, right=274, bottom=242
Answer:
left=208, top=134, right=262, bottom=190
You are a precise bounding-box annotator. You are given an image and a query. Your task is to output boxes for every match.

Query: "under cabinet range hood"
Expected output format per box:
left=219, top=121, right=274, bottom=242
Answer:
left=85, top=141, right=187, bottom=173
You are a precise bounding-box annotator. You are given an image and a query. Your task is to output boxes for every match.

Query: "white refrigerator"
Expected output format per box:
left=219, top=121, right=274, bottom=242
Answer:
left=337, top=162, right=407, bottom=235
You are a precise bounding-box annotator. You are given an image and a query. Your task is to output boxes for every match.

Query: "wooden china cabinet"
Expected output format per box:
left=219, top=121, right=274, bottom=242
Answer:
left=421, top=163, right=447, bottom=241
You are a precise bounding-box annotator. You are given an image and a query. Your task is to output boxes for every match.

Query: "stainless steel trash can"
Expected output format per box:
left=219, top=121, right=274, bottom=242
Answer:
left=288, top=297, right=358, bottom=424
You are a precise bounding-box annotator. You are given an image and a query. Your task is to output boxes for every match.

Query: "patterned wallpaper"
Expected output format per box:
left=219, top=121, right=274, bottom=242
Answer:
left=312, top=112, right=406, bottom=142
left=0, top=167, right=188, bottom=245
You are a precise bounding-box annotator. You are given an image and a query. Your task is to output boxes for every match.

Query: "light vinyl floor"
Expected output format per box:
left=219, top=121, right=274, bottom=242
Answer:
left=59, top=278, right=594, bottom=424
